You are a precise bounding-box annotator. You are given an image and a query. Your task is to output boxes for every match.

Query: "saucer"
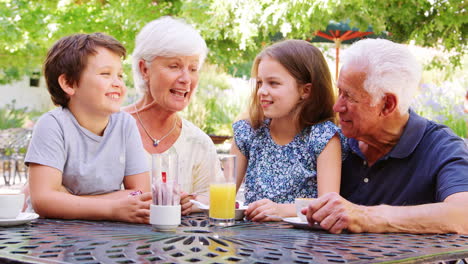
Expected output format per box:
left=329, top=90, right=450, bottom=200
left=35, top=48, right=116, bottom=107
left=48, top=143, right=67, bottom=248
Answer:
left=152, top=224, right=179, bottom=232
left=283, top=217, right=323, bottom=230
left=200, top=206, right=248, bottom=221
left=0, top=212, right=39, bottom=227
left=234, top=206, right=248, bottom=220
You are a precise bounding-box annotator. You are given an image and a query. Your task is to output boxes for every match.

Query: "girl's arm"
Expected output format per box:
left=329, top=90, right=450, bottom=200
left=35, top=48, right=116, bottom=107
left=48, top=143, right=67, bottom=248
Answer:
left=316, top=135, right=342, bottom=197
left=246, top=135, right=342, bottom=222
left=29, top=163, right=151, bottom=223
left=230, top=140, right=248, bottom=192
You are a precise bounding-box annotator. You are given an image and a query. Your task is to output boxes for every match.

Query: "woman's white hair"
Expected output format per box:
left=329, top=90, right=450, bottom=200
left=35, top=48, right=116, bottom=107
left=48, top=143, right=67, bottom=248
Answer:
left=132, top=16, right=208, bottom=94
left=342, top=39, right=422, bottom=114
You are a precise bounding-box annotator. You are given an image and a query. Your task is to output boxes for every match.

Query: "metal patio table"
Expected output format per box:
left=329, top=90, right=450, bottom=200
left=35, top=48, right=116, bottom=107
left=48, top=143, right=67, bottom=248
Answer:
left=0, top=214, right=467, bottom=264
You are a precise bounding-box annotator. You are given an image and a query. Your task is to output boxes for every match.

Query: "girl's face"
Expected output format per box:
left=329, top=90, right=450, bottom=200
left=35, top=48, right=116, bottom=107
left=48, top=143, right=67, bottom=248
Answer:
left=256, top=56, right=303, bottom=120
left=141, top=55, right=200, bottom=112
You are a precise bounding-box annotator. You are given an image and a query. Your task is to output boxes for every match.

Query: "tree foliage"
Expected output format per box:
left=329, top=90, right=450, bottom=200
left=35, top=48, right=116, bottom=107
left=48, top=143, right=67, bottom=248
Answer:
left=0, top=0, right=466, bottom=83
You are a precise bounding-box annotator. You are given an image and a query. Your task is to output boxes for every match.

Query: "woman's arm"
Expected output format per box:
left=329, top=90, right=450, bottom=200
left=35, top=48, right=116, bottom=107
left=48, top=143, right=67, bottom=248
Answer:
left=230, top=140, right=248, bottom=192
left=29, top=164, right=151, bottom=223
left=316, top=135, right=342, bottom=196
left=186, top=138, right=219, bottom=212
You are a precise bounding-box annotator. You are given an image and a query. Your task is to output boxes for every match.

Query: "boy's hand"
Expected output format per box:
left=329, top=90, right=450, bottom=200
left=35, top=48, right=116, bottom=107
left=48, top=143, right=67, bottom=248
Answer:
left=113, top=192, right=152, bottom=224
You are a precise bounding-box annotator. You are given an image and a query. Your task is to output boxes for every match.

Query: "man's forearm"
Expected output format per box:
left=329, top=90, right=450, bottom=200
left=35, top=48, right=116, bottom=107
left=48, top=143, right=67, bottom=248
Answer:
left=360, top=202, right=468, bottom=234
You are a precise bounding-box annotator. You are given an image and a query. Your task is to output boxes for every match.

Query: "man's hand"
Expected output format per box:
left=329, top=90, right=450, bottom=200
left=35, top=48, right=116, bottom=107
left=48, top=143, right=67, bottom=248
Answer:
left=302, top=192, right=367, bottom=233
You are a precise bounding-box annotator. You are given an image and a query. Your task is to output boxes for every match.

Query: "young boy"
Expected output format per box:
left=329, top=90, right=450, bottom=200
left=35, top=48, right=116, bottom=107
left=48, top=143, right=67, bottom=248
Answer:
left=25, top=33, right=151, bottom=223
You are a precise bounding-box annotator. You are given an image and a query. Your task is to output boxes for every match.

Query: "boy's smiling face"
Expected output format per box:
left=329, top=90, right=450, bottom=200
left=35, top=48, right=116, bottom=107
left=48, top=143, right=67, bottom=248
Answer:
left=68, top=47, right=126, bottom=117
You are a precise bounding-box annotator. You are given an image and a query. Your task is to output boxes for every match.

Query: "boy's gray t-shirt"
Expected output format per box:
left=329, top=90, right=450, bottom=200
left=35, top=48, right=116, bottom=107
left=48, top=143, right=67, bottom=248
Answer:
left=25, top=107, right=149, bottom=195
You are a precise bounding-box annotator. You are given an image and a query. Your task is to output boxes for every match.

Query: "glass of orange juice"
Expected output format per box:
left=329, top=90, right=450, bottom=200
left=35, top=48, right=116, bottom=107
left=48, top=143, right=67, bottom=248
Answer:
left=209, top=154, right=237, bottom=226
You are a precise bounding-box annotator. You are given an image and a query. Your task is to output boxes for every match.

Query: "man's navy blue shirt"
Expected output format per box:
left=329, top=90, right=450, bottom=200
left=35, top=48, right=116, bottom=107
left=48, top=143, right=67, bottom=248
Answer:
left=341, top=110, right=468, bottom=206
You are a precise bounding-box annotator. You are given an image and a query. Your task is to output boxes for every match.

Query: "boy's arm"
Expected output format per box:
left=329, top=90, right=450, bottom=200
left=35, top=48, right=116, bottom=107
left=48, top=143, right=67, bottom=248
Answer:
left=316, top=135, right=342, bottom=196
left=80, top=172, right=150, bottom=200
left=29, top=163, right=151, bottom=223
left=123, top=172, right=151, bottom=193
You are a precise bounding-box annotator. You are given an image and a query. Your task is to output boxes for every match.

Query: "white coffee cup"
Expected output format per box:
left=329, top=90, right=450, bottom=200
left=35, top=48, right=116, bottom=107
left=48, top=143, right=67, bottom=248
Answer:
left=295, top=198, right=315, bottom=222
left=150, top=204, right=181, bottom=232
left=0, top=192, right=25, bottom=219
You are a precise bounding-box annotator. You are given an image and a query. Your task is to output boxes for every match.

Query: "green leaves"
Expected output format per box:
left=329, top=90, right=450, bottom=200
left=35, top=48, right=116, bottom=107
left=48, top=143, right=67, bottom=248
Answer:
left=0, top=0, right=466, bottom=83
left=0, top=100, right=27, bottom=129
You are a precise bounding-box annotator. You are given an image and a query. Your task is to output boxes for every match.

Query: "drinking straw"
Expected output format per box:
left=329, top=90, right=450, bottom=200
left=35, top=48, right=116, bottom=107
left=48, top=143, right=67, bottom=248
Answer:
left=157, top=181, right=163, bottom=205
left=152, top=183, right=158, bottom=205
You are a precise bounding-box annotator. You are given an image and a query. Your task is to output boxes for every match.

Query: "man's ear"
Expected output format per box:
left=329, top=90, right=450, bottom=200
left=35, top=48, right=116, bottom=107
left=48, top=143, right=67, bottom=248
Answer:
left=301, top=83, right=312, bottom=100
left=58, top=74, right=75, bottom=96
left=381, top=93, right=398, bottom=116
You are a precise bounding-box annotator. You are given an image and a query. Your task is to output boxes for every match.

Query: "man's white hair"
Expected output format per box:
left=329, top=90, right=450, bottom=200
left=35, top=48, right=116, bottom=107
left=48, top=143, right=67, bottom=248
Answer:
left=342, top=39, right=422, bottom=114
left=132, top=16, right=208, bottom=94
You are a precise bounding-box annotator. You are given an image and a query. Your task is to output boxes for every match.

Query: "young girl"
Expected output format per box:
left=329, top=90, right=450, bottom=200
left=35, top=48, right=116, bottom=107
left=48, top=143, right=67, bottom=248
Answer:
left=231, top=39, right=348, bottom=222
left=25, top=33, right=151, bottom=223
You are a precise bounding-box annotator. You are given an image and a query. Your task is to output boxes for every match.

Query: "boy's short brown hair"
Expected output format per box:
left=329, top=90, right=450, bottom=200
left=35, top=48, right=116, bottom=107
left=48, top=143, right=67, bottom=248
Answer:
left=44, top=33, right=126, bottom=107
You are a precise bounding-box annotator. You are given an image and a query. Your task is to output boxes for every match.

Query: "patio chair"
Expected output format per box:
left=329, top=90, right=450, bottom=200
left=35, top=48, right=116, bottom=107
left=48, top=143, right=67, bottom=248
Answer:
left=0, top=128, right=32, bottom=186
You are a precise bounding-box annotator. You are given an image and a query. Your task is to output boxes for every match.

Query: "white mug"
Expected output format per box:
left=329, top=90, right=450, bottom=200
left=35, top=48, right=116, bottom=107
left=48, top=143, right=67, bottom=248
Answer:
left=295, top=198, right=315, bottom=222
left=150, top=204, right=181, bottom=232
left=0, top=193, right=25, bottom=219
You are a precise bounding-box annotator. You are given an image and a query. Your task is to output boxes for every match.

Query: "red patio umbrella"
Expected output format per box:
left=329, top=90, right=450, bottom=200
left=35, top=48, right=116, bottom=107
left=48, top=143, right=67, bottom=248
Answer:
left=310, top=21, right=387, bottom=79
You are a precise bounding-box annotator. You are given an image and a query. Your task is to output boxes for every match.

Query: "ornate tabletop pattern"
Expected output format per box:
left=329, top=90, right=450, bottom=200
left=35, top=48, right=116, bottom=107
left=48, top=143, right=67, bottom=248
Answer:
left=1, top=214, right=468, bottom=263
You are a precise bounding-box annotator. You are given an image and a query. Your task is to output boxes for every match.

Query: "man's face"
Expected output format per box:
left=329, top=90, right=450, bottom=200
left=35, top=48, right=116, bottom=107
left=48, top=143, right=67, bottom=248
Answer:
left=333, top=66, right=384, bottom=140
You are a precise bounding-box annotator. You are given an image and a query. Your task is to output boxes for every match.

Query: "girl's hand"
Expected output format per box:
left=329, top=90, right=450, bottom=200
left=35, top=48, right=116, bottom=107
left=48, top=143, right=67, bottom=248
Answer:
left=180, top=191, right=194, bottom=216
left=112, top=192, right=152, bottom=224
left=245, top=199, right=283, bottom=222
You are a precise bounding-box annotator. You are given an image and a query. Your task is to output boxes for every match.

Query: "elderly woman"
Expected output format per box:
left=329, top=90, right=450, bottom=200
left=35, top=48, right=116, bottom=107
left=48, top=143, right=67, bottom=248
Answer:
left=122, top=16, right=218, bottom=215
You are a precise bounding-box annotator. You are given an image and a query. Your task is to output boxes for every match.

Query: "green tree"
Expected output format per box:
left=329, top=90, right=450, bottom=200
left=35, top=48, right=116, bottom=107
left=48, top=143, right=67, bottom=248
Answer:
left=0, top=0, right=466, bottom=82
left=0, top=0, right=182, bottom=83
left=184, top=0, right=466, bottom=75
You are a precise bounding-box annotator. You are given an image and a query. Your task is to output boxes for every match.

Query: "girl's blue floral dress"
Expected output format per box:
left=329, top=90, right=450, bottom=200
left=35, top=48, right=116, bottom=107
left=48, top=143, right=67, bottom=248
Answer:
left=233, top=119, right=348, bottom=204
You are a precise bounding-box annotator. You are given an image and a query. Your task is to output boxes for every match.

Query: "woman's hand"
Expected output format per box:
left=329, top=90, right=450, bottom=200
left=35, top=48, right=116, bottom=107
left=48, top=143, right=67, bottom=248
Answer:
left=245, top=199, right=294, bottom=222
left=112, top=192, right=152, bottom=224
left=180, top=192, right=194, bottom=216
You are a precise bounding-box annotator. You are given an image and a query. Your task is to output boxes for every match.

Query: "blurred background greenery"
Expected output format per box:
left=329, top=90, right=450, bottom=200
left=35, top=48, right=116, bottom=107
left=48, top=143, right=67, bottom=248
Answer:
left=0, top=0, right=466, bottom=138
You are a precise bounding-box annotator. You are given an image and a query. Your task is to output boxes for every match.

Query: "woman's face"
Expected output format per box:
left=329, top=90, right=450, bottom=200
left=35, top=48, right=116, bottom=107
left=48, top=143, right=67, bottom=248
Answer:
left=141, top=55, right=200, bottom=112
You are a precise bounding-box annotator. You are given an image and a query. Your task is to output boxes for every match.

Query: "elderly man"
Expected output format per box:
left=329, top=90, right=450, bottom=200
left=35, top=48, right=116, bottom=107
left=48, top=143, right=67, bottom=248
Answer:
left=304, top=39, right=468, bottom=234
